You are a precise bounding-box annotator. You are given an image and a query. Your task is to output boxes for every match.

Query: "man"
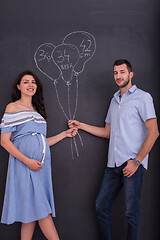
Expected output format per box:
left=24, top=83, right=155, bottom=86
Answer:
left=68, top=59, right=159, bottom=240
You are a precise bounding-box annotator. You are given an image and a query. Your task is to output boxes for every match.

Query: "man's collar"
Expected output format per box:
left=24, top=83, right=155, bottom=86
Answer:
left=128, top=85, right=137, bottom=93
left=114, top=85, right=137, bottom=97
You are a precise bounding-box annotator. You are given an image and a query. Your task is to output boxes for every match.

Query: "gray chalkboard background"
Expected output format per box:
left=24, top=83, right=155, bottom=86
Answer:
left=0, top=0, right=160, bottom=239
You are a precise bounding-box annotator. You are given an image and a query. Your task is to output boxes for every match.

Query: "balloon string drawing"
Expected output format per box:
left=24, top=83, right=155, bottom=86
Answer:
left=34, top=31, right=96, bottom=159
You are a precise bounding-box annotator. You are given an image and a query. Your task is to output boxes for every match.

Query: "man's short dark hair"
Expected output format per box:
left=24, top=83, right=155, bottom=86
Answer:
left=113, top=59, right=132, bottom=73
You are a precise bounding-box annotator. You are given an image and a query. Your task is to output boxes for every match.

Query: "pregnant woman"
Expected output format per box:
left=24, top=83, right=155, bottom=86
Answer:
left=0, top=70, right=77, bottom=240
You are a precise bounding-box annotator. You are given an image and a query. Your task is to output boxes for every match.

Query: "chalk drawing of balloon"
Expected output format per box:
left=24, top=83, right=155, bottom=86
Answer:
left=63, top=31, right=96, bottom=74
left=51, top=43, right=81, bottom=158
left=52, top=43, right=79, bottom=84
left=34, top=32, right=96, bottom=159
left=34, top=43, right=60, bottom=82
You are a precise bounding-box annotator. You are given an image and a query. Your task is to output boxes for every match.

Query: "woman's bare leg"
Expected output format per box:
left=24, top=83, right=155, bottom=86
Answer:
left=38, top=214, right=60, bottom=240
left=21, top=221, right=36, bottom=240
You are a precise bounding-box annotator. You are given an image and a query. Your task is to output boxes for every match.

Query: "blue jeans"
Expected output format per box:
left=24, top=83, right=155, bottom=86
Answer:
left=96, top=162, right=144, bottom=240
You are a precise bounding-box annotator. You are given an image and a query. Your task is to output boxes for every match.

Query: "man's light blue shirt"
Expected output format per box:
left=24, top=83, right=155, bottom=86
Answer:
left=105, top=85, right=156, bottom=169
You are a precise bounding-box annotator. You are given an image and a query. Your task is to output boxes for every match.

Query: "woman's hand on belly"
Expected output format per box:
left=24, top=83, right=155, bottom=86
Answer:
left=26, top=158, right=42, bottom=171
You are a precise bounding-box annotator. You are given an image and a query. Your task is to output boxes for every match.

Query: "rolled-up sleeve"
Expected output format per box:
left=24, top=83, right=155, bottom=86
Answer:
left=138, top=93, right=156, bottom=122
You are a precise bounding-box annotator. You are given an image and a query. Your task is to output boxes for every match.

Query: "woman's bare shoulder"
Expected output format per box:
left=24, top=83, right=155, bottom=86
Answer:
left=5, top=102, right=18, bottom=113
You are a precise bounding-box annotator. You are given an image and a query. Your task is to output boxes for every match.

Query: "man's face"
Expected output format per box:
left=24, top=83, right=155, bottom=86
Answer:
left=113, top=64, right=133, bottom=89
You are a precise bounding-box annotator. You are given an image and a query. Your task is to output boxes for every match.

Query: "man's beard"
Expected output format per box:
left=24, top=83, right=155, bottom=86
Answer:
left=119, top=77, right=130, bottom=88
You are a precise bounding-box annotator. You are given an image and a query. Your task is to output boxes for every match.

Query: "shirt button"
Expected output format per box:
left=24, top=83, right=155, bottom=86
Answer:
left=114, top=147, right=117, bottom=150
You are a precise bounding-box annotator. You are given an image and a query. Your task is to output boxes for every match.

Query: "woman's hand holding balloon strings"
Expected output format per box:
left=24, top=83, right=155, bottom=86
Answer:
left=65, top=127, right=78, bottom=138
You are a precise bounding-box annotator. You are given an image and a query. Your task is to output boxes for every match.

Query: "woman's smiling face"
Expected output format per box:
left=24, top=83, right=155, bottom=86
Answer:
left=17, top=75, right=37, bottom=97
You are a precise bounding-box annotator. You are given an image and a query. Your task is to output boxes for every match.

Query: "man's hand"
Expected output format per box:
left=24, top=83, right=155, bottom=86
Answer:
left=123, top=160, right=139, bottom=178
left=68, top=120, right=81, bottom=129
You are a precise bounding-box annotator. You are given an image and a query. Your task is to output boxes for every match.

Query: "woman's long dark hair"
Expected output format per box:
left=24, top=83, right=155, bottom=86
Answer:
left=12, top=70, right=47, bottom=119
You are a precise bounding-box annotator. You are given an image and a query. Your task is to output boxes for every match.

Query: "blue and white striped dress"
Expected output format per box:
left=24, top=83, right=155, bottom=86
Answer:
left=1, top=110, right=56, bottom=224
